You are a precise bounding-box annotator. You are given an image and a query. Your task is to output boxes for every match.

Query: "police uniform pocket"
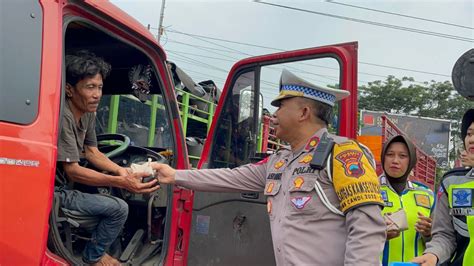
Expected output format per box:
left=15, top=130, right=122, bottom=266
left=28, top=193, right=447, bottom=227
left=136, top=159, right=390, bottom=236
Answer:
left=288, top=176, right=317, bottom=216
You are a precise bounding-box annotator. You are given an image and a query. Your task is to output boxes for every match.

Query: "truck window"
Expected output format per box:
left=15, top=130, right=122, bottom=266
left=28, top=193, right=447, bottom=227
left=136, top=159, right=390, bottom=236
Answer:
left=208, top=58, right=341, bottom=168
left=0, top=0, right=42, bottom=124
left=208, top=71, right=257, bottom=168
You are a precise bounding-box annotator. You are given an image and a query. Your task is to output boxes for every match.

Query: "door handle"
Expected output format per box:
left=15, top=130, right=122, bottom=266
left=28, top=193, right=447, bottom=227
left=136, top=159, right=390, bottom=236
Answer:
left=241, top=192, right=259, bottom=199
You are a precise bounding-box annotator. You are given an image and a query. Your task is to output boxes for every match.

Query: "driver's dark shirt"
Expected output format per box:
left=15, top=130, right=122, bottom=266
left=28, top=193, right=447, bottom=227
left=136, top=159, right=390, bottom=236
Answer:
left=56, top=101, right=97, bottom=186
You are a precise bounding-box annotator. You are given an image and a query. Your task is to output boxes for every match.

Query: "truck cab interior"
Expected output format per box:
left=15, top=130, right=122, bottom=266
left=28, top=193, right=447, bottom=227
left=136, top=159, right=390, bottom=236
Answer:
left=48, top=20, right=175, bottom=265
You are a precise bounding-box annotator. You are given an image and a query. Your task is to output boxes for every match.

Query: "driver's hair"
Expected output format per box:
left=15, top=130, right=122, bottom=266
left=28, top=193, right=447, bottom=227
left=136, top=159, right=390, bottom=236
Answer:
left=65, top=50, right=111, bottom=86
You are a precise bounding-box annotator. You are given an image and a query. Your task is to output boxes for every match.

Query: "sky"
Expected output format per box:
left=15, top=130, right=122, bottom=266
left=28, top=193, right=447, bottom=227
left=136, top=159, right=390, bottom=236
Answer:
left=110, top=0, right=473, bottom=110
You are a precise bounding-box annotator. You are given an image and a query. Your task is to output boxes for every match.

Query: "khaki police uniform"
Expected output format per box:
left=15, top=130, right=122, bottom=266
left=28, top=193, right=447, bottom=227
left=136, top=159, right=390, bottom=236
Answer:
left=176, top=128, right=386, bottom=265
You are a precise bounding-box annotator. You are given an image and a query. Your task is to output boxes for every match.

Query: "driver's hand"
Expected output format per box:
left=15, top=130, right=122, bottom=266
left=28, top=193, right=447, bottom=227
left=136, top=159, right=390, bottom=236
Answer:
left=150, top=163, right=176, bottom=185
left=122, top=172, right=159, bottom=194
left=117, top=167, right=131, bottom=176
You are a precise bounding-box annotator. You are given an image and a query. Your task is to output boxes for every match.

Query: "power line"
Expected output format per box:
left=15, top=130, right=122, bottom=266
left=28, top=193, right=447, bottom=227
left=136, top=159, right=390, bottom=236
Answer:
left=166, top=38, right=415, bottom=85
left=162, top=29, right=452, bottom=77
left=167, top=29, right=252, bottom=56
left=166, top=39, right=389, bottom=80
left=166, top=40, right=242, bottom=60
left=361, top=62, right=450, bottom=77
left=169, top=48, right=347, bottom=84
left=168, top=51, right=229, bottom=73
left=167, top=49, right=236, bottom=63
left=158, top=28, right=283, bottom=52
left=169, top=55, right=282, bottom=89
left=179, top=68, right=280, bottom=98
left=253, top=1, right=474, bottom=43
left=163, top=31, right=439, bottom=86
left=326, top=0, right=474, bottom=30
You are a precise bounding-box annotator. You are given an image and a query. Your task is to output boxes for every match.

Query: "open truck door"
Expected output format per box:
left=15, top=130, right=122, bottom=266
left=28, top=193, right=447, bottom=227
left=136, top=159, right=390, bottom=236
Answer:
left=188, top=42, right=359, bottom=265
left=1, top=1, right=192, bottom=265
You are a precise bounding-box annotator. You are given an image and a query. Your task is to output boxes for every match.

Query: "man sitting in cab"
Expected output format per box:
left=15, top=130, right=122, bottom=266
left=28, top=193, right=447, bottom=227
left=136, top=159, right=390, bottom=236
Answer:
left=55, top=50, right=159, bottom=265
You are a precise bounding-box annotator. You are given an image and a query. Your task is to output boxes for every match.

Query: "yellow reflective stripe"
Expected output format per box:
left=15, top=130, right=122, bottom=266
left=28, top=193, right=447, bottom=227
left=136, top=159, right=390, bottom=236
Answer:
left=465, top=216, right=474, bottom=265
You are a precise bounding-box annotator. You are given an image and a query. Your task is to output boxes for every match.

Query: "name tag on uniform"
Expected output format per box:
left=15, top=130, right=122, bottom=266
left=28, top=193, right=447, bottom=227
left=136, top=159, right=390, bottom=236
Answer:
left=414, top=194, right=431, bottom=209
left=450, top=208, right=474, bottom=216
left=452, top=188, right=473, bottom=208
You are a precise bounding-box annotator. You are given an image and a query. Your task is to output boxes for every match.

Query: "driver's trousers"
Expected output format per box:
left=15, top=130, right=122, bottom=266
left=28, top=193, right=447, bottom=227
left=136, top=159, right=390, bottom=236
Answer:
left=55, top=188, right=128, bottom=263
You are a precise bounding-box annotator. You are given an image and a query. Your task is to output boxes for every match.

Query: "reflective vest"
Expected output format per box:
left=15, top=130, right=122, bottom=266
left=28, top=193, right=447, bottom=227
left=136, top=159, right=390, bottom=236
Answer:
left=380, top=177, right=434, bottom=266
left=442, top=169, right=474, bottom=266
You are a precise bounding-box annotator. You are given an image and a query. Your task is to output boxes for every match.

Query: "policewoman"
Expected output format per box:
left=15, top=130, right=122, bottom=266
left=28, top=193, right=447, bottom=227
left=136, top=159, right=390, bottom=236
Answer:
left=413, top=108, right=474, bottom=266
left=379, top=135, right=434, bottom=265
left=151, top=69, right=386, bottom=265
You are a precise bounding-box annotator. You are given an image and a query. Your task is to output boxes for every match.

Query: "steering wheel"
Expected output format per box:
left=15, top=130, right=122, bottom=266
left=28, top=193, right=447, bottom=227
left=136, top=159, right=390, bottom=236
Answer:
left=85, top=134, right=130, bottom=196
left=97, top=133, right=131, bottom=158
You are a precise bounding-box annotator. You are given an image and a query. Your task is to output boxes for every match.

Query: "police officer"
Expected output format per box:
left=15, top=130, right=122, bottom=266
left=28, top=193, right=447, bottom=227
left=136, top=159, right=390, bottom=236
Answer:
left=379, top=135, right=434, bottom=265
left=152, top=69, right=386, bottom=265
left=412, top=108, right=474, bottom=266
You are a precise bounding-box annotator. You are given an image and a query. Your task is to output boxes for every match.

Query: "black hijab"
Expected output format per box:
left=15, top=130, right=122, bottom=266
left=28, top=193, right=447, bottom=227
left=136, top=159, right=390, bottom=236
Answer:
left=381, top=135, right=417, bottom=194
left=461, top=109, right=474, bottom=148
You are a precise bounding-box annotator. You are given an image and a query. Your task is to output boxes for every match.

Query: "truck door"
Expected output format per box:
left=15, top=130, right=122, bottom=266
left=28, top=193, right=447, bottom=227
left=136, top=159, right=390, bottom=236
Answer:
left=188, top=42, right=359, bottom=265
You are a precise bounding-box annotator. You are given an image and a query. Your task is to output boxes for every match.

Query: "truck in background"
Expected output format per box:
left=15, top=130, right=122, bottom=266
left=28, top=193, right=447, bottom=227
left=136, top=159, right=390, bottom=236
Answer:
left=358, top=115, right=437, bottom=189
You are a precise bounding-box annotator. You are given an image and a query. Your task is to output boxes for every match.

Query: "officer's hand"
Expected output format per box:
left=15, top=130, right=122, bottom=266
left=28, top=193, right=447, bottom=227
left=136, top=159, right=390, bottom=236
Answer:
left=121, top=172, right=159, bottom=194
left=411, top=253, right=437, bottom=266
left=415, top=212, right=432, bottom=238
left=460, top=150, right=474, bottom=167
left=385, top=219, right=400, bottom=240
left=150, top=163, right=176, bottom=185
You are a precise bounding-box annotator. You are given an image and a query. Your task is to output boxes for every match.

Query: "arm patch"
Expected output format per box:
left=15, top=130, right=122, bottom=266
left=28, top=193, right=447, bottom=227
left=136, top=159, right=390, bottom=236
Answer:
left=332, top=140, right=384, bottom=213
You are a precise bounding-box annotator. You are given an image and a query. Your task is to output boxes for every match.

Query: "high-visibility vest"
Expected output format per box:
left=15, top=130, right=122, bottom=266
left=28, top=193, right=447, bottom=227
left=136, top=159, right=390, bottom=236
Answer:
left=380, top=177, right=434, bottom=266
left=442, top=169, right=474, bottom=266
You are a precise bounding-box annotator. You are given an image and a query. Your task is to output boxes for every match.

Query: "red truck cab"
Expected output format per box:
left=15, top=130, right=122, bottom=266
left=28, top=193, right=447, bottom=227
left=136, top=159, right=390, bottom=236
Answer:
left=0, top=1, right=359, bottom=264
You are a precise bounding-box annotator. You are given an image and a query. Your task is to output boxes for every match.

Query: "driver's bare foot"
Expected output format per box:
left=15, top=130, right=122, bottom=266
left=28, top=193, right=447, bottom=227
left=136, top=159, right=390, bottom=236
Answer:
left=91, top=253, right=121, bottom=266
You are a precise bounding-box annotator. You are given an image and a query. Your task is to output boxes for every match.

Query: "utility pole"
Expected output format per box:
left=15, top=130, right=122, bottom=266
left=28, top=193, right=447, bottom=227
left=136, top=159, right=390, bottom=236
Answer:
left=157, top=0, right=166, bottom=43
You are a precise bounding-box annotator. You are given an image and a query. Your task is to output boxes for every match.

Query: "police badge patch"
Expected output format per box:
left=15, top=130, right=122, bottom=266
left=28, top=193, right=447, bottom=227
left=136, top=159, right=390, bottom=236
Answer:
left=299, top=154, right=313, bottom=164
left=267, top=200, right=272, bottom=214
left=266, top=182, right=275, bottom=193
left=293, top=176, right=304, bottom=189
left=452, top=188, right=472, bottom=207
left=335, top=150, right=365, bottom=178
left=304, top=136, right=320, bottom=150
left=381, top=190, right=388, bottom=201
left=381, top=190, right=393, bottom=207
left=437, top=185, right=445, bottom=200
left=290, top=196, right=311, bottom=209
left=274, top=160, right=285, bottom=169
left=414, top=194, right=431, bottom=209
